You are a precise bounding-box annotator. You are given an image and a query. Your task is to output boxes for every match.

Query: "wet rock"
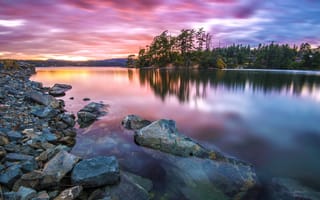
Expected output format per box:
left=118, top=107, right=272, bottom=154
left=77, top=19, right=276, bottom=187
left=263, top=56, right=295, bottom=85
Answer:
left=40, top=129, right=58, bottom=143
left=26, top=91, right=60, bottom=108
left=77, top=102, right=107, bottom=128
left=17, top=186, right=37, bottom=200
left=269, top=177, right=320, bottom=200
left=83, top=98, right=90, bottom=101
left=53, top=186, right=83, bottom=200
left=49, top=83, right=72, bottom=97
left=134, top=119, right=218, bottom=159
left=58, top=136, right=76, bottom=147
left=31, top=106, right=58, bottom=118
left=71, top=156, right=120, bottom=188
left=0, top=165, right=23, bottom=188
left=32, top=191, right=50, bottom=200
left=42, top=151, right=80, bottom=186
left=122, top=115, right=151, bottom=130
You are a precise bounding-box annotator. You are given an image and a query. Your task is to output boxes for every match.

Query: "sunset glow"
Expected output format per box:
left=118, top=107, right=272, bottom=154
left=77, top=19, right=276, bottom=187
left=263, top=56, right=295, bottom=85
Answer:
left=0, top=0, right=319, bottom=60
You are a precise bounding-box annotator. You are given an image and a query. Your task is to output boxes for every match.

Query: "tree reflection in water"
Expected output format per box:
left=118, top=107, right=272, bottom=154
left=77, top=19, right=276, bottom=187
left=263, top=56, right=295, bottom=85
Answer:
left=135, top=68, right=320, bottom=103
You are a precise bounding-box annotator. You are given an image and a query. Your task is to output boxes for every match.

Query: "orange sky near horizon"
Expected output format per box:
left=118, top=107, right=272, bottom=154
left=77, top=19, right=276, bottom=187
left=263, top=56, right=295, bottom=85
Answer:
left=0, top=0, right=319, bottom=61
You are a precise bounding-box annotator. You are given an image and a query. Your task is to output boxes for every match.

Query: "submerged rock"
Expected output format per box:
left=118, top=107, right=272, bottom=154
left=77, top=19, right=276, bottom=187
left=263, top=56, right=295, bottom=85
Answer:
left=71, top=156, right=120, bottom=188
left=77, top=102, right=107, bottom=128
left=90, top=171, right=152, bottom=200
left=121, top=114, right=151, bottom=130
left=144, top=149, right=259, bottom=200
left=49, top=83, right=72, bottom=97
left=269, top=178, right=320, bottom=200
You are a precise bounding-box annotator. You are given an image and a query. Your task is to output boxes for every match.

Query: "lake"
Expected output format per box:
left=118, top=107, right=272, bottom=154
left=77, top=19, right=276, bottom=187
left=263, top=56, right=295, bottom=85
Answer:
left=31, top=67, right=320, bottom=199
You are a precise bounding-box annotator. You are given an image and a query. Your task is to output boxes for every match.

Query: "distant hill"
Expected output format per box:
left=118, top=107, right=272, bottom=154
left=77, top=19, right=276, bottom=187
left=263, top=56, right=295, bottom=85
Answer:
left=22, top=58, right=128, bottom=67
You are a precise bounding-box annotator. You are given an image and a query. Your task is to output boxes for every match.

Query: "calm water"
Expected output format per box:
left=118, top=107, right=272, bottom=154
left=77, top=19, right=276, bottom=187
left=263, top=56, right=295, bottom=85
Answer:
left=31, top=67, right=320, bottom=197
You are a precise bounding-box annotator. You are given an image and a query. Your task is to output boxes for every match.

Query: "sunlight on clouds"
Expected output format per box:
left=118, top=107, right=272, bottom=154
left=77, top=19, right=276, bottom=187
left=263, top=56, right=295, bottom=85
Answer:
left=43, top=54, right=89, bottom=61
left=0, top=19, right=25, bottom=27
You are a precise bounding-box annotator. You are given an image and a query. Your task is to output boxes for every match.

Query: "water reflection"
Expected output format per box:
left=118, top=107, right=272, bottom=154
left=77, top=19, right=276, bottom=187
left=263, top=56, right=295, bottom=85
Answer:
left=31, top=67, right=320, bottom=198
left=137, top=68, right=320, bottom=103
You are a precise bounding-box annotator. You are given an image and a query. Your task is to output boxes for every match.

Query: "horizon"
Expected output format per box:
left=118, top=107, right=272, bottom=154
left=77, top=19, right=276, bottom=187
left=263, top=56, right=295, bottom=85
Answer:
left=0, top=0, right=320, bottom=61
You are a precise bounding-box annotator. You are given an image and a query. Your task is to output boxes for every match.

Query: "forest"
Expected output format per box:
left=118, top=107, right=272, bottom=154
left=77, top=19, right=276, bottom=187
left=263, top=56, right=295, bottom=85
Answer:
left=128, top=28, right=320, bottom=69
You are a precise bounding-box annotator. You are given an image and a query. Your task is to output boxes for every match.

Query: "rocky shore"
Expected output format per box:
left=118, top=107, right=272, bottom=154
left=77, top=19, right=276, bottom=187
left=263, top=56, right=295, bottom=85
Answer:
left=1, top=64, right=319, bottom=200
left=0, top=65, right=152, bottom=200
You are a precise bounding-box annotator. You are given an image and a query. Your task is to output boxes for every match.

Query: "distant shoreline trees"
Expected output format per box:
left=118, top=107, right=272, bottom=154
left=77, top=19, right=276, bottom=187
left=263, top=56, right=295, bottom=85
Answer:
left=128, top=28, right=320, bottom=69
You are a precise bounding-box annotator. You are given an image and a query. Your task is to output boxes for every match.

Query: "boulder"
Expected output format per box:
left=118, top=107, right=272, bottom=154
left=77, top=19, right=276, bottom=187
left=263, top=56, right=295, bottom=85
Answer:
left=26, top=91, right=60, bottom=108
left=121, top=115, right=151, bottom=130
left=269, top=178, right=320, bottom=200
left=17, top=186, right=37, bottom=200
left=42, top=151, right=80, bottom=186
left=57, top=113, right=76, bottom=127
left=12, top=171, right=44, bottom=191
left=49, top=84, right=72, bottom=97
left=53, top=186, right=83, bottom=200
left=71, top=156, right=120, bottom=188
left=134, top=119, right=219, bottom=159
left=77, top=102, right=107, bottom=128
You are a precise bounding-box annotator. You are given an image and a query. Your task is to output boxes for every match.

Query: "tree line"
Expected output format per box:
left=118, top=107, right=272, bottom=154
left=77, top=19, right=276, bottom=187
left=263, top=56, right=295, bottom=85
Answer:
left=127, top=28, right=320, bottom=69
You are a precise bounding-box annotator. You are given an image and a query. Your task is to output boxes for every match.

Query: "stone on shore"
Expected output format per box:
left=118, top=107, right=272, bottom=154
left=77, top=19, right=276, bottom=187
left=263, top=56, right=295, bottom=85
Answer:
left=269, top=178, right=320, bottom=200
left=54, top=186, right=83, bottom=200
left=134, top=119, right=213, bottom=158
left=42, top=151, right=80, bottom=186
left=31, top=106, right=58, bottom=118
left=26, top=91, right=60, bottom=109
left=71, top=156, right=120, bottom=188
left=49, top=83, right=72, bottom=97
left=121, top=114, right=151, bottom=130
left=77, top=102, right=107, bottom=128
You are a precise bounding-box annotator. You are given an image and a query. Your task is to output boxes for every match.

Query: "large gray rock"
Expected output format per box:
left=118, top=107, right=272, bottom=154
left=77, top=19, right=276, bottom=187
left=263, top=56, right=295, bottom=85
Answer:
left=134, top=119, right=224, bottom=160
left=49, top=83, right=72, bottom=97
left=77, top=102, right=107, bottom=128
left=269, top=178, right=320, bottom=200
left=53, top=186, right=83, bottom=200
left=122, top=115, right=151, bottom=130
left=42, top=151, right=80, bottom=186
left=26, top=91, right=60, bottom=108
left=71, top=156, right=120, bottom=188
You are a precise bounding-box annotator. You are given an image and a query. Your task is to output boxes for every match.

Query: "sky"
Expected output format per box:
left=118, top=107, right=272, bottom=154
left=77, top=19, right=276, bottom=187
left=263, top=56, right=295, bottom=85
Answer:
left=0, top=0, right=319, bottom=61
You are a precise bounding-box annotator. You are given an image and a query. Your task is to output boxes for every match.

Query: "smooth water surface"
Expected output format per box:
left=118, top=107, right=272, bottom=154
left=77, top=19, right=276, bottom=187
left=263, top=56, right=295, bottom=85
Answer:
left=31, top=67, right=320, bottom=196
